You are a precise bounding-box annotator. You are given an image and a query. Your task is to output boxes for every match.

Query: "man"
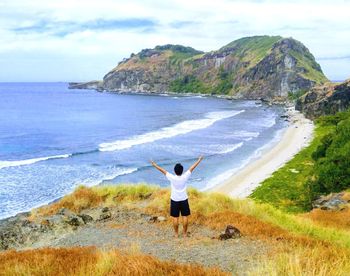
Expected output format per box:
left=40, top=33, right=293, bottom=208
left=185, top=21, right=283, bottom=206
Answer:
left=150, top=156, right=203, bottom=238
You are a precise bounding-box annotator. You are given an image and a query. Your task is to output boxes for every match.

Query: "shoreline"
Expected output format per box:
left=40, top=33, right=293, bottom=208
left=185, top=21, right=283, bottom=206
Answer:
left=211, top=107, right=314, bottom=198
left=69, top=83, right=290, bottom=104
left=0, top=89, right=293, bottom=220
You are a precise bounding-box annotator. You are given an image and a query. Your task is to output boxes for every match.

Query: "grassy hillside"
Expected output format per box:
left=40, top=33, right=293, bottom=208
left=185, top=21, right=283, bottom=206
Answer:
left=8, top=184, right=350, bottom=275
left=251, top=109, right=350, bottom=212
left=0, top=247, right=226, bottom=276
left=3, top=110, right=350, bottom=275
left=219, top=35, right=282, bottom=67
left=101, top=36, right=328, bottom=98
left=289, top=49, right=328, bottom=84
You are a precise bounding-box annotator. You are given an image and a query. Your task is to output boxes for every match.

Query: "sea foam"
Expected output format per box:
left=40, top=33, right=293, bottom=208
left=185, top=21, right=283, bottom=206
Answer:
left=0, top=154, right=71, bottom=170
left=99, top=110, right=245, bottom=152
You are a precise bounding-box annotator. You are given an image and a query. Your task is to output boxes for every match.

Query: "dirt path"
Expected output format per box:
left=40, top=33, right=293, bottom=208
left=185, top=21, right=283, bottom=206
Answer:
left=19, top=206, right=270, bottom=275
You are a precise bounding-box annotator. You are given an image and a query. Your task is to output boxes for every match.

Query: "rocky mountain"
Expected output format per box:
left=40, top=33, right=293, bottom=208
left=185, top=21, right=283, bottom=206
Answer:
left=70, top=36, right=328, bottom=100
left=296, top=79, right=350, bottom=119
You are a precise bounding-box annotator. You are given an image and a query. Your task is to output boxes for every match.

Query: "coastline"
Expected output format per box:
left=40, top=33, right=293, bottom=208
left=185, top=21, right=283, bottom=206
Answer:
left=0, top=85, right=293, bottom=220
left=211, top=107, right=314, bottom=198
left=69, top=83, right=289, bottom=103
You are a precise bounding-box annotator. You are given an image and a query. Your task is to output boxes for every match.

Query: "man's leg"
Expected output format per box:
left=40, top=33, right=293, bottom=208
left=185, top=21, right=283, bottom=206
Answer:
left=172, top=217, right=179, bottom=238
left=182, top=216, right=188, bottom=237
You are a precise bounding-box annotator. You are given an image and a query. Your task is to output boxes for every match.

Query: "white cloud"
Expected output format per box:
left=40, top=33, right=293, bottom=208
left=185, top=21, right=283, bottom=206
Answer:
left=0, top=0, right=349, bottom=81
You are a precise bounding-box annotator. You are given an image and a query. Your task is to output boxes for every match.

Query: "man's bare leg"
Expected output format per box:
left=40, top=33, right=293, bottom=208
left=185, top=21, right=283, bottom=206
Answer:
left=172, top=217, right=179, bottom=238
left=182, top=216, right=189, bottom=237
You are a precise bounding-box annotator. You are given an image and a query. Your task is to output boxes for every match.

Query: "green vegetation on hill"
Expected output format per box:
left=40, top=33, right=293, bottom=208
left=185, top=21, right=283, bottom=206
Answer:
left=220, top=35, right=281, bottom=66
left=251, top=109, right=350, bottom=213
left=213, top=67, right=233, bottom=94
left=101, top=35, right=328, bottom=98
left=290, top=50, right=328, bottom=84
left=169, top=75, right=210, bottom=93
left=310, top=110, right=350, bottom=194
left=155, top=44, right=203, bottom=55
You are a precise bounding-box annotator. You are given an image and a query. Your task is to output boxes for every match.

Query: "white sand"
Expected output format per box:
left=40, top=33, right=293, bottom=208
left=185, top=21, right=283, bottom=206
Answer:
left=211, top=107, right=314, bottom=198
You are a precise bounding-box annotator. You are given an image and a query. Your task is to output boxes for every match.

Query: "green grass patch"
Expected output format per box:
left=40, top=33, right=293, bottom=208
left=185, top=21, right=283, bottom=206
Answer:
left=250, top=123, right=335, bottom=213
left=220, top=35, right=282, bottom=67
left=290, top=49, right=328, bottom=84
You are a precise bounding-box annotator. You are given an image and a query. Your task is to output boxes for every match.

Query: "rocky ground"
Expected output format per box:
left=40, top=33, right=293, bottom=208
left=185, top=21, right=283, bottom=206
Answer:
left=0, top=204, right=270, bottom=275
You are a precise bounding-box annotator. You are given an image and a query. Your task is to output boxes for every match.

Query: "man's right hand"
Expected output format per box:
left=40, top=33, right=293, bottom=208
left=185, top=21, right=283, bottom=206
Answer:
left=150, top=160, right=167, bottom=175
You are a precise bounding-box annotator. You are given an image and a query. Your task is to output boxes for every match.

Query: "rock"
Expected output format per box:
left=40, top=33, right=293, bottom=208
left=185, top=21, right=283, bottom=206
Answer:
left=44, top=215, right=65, bottom=227
left=225, top=225, right=241, bottom=238
left=147, top=215, right=166, bottom=223
left=68, top=81, right=104, bottom=91
left=149, top=216, right=158, bottom=223
left=0, top=216, right=42, bottom=250
left=102, top=207, right=110, bottom=213
left=99, top=211, right=112, bottom=221
left=78, top=214, right=93, bottom=224
left=65, top=215, right=84, bottom=227
left=219, top=225, right=241, bottom=240
left=157, top=216, right=166, bottom=222
left=98, top=207, right=112, bottom=220
left=312, top=193, right=347, bottom=211
left=296, top=79, right=350, bottom=119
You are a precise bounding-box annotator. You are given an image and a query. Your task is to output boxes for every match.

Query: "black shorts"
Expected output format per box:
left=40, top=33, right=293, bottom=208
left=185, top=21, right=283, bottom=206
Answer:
left=170, top=199, right=191, bottom=217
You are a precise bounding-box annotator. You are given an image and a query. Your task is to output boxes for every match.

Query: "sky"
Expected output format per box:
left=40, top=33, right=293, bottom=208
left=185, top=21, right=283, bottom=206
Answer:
left=0, top=0, right=349, bottom=82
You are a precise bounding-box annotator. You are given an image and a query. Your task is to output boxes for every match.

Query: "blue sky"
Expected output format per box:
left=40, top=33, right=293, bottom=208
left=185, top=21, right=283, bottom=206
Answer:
left=0, top=0, right=349, bottom=82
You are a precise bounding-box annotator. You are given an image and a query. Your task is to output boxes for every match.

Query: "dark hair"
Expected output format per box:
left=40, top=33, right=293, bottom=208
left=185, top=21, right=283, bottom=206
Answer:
left=174, top=163, right=183, bottom=176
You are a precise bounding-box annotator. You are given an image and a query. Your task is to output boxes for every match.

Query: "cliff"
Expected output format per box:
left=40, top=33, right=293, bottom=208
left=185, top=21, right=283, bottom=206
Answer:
left=70, top=36, right=328, bottom=100
left=295, top=79, right=350, bottom=119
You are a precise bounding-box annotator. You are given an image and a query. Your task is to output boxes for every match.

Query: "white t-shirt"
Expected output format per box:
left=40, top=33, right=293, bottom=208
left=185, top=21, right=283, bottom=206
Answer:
left=166, top=170, right=191, bottom=201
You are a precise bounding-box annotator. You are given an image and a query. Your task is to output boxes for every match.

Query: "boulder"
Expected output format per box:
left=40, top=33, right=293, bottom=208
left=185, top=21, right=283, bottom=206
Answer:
left=312, top=193, right=347, bottom=211
left=296, top=79, right=350, bottom=119
left=149, top=216, right=158, bottom=223
left=65, top=215, right=84, bottom=227
left=101, top=207, right=110, bottom=213
left=157, top=216, right=167, bottom=222
left=219, top=225, right=241, bottom=240
left=147, top=216, right=167, bottom=223
left=99, top=211, right=112, bottom=221
left=78, top=214, right=93, bottom=224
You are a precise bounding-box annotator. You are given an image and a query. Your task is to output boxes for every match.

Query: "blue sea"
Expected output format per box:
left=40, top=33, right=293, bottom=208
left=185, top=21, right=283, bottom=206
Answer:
left=0, top=83, right=287, bottom=219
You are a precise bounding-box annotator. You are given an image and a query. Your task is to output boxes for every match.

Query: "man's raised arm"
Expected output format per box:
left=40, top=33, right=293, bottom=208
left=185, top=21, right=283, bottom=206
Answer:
left=189, top=156, right=203, bottom=173
left=150, top=160, right=167, bottom=175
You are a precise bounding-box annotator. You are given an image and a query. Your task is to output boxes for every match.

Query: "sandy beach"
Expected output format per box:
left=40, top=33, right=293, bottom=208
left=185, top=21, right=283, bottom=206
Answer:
left=212, top=107, right=314, bottom=198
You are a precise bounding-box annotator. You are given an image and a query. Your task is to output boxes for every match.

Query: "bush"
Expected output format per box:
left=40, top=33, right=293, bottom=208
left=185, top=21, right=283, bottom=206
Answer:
left=169, top=75, right=210, bottom=93
left=309, top=110, right=350, bottom=195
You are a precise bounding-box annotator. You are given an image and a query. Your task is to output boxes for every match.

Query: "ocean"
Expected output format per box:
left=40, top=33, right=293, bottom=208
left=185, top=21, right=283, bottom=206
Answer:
left=0, top=82, right=287, bottom=219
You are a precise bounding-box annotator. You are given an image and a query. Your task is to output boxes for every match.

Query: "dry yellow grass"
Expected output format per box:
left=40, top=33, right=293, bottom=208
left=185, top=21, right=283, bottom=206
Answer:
left=248, top=242, right=350, bottom=276
left=0, top=247, right=227, bottom=276
left=31, top=186, right=103, bottom=218
left=302, top=207, right=350, bottom=231
left=32, top=185, right=350, bottom=247
left=24, top=184, right=350, bottom=275
left=31, top=184, right=157, bottom=218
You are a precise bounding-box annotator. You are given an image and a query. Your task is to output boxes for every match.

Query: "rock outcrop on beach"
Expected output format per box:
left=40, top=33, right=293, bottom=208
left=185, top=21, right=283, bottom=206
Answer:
left=68, top=81, right=104, bottom=91
left=70, top=36, right=327, bottom=100
left=296, top=79, right=350, bottom=119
